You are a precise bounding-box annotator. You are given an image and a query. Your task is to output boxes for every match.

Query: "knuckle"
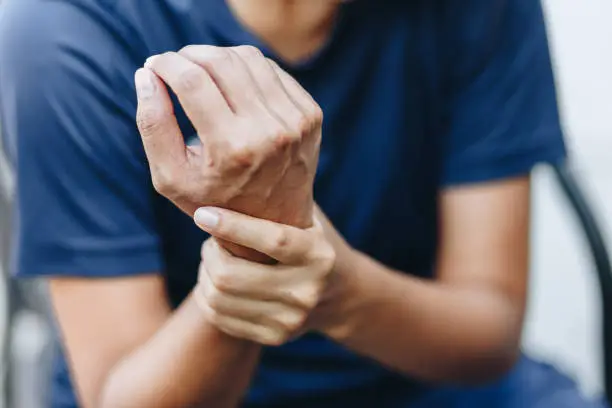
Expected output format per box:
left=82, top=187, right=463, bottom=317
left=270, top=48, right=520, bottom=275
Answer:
left=266, top=57, right=280, bottom=70
left=272, top=132, right=295, bottom=151
left=308, top=104, right=324, bottom=127
left=311, top=243, right=336, bottom=270
left=271, top=229, right=291, bottom=252
left=180, top=45, right=230, bottom=62
left=234, top=45, right=264, bottom=60
left=178, top=44, right=199, bottom=55
left=288, top=130, right=303, bottom=144
left=292, top=115, right=311, bottom=140
left=210, top=268, right=235, bottom=293
left=271, top=125, right=301, bottom=150
left=205, top=306, right=223, bottom=326
left=203, top=47, right=233, bottom=66
left=150, top=165, right=179, bottom=195
left=176, top=67, right=207, bottom=92
left=147, top=51, right=172, bottom=68
left=288, top=105, right=322, bottom=139
left=206, top=287, right=224, bottom=311
left=227, top=145, right=256, bottom=168
left=299, top=287, right=321, bottom=310
left=263, top=330, right=288, bottom=347
left=280, top=311, right=307, bottom=332
left=158, top=51, right=174, bottom=59
left=136, top=107, right=167, bottom=136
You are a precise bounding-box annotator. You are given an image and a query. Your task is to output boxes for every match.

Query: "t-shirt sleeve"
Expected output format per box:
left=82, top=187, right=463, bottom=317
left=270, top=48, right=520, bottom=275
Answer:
left=0, top=1, right=163, bottom=278
left=441, top=0, right=567, bottom=186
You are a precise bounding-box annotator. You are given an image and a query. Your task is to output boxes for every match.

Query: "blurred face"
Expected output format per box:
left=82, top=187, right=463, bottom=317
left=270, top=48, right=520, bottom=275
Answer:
left=226, top=1, right=343, bottom=36
left=225, top=0, right=347, bottom=62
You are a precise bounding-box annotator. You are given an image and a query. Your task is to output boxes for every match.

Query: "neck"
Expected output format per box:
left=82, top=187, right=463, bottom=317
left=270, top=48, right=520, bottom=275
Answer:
left=225, top=0, right=341, bottom=63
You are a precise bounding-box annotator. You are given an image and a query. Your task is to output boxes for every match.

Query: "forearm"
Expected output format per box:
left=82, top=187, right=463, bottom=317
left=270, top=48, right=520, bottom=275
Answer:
left=99, top=293, right=260, bottom=408
left=326, top=252, right=522, bottom=384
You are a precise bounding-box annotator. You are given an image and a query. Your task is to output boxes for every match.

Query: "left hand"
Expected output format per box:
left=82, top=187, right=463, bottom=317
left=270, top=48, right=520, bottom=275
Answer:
left=192, top=206, right=337, bottom=346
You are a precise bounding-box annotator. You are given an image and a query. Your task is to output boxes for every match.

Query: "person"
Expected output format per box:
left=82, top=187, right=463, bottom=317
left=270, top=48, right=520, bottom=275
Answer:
left=0, top=0, right=607, bottom=407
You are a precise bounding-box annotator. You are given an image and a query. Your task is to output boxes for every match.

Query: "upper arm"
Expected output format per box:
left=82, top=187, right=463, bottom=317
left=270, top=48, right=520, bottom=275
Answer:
left=437, top=0, right=565, bottom=310
left=440, top=0, right=566, bottom=186
left=0, top=2, right=168, bottom=405
left=49, top=277, right=170, bottom=407
left=438, top=178, right=531, bottom=319
left=0, top=1, right=160, bottom=278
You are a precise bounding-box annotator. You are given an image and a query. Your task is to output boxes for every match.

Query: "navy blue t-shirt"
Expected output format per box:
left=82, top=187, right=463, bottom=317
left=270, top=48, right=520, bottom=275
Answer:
left=0, top=0, right=566, bottom=407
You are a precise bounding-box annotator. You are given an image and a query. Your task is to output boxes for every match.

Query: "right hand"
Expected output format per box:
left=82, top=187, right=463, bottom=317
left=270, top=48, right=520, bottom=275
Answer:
left=134, top=46, right=323, bottom=260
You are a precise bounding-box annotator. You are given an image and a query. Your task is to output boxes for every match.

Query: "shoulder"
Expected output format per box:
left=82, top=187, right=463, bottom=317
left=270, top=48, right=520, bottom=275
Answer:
left=0, top=0, right=219, bottom=80
left=1, top=0, right=136, bottom=56
left=438, top=0, right=565, bottom=186
left=438, top=0, right=548, bottom=69
left=0, top=0, right=148, bottom=103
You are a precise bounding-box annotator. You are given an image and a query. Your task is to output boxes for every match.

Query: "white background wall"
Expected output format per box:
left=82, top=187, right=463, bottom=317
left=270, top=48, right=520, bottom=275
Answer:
left=524, top=0, right=612, bottom=397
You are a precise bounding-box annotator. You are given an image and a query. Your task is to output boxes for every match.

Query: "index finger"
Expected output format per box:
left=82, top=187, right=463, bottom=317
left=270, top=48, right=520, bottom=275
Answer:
left=194, top=207, right=314, bottom=264
left=145, top=52, right=233, bottom=138
left=135, top=67, right=187, bottom=173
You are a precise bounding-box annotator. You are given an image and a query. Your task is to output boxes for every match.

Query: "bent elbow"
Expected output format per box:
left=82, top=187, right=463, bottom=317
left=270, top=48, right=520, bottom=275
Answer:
left=453, top=341, right=521, bottom=386
left=453, top=295, right=524, bottom=385
left=97, top=371, right=146, bottom=408
left=97, top=380, right=128, bottom=408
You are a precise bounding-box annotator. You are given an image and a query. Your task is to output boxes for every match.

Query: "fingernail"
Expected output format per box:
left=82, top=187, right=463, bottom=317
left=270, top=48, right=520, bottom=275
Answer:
left=144, top=54, right=159, bottom=68
left=134, top=68, right=156, bottom=98
left=194, top=207, right=220, bottom=229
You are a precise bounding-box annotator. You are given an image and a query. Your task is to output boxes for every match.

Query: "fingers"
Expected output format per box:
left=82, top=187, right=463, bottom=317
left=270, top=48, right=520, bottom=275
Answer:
left=267, top=60, right=323, bottom=161
left=200, top=239, right=313, bottom=308
left=135, top=68, right=187, bottom=186
left=198, top=265, right=304, bottom=332
left=195, top=246, right=309, bottom=346
left=194, top=207, right=313, bottom=264
left=177, top=45, right=267, bottom=116
left=199, top=239, right=276, bottom=298
left=230, top=46, right=302, bottom=130
left=144, top=52, right=233, bottom=134
left=180, top=45, right=309, bottom=146
left=195, top=293, right=285, bottom=346
left=268, top=59, right=323, bottom=122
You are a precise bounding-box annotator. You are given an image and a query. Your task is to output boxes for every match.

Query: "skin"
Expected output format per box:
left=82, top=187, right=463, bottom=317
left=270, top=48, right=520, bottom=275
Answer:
left=52, top=6, right=334, bottom=405
left=138, top=46, right=322, bottom=260
left=193, top=208, right=336, bottom=346
left=224, top=0, right=342, bottom=63
left=49, top=1, right=529, bottom=407
left=191, top=179, right=529, bottom=383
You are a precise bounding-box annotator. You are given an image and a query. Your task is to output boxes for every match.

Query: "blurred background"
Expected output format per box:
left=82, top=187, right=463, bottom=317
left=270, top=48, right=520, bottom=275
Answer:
left=0, top=0, right=611, bottom=407
left=524, top=0, right=612, bottom=397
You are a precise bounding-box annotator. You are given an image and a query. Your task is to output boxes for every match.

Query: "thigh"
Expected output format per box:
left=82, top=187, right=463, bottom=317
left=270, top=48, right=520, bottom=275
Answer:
left=410, top=356, right=609, bottom=408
